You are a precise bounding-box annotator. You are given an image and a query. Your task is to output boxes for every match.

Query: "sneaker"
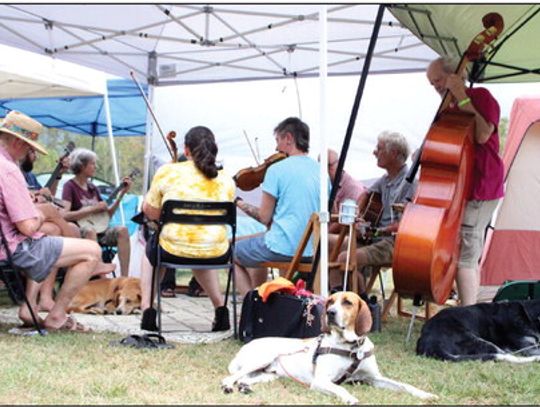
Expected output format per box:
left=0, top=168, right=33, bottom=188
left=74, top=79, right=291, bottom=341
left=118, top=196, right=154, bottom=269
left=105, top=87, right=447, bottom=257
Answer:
left=211, top=305, right=230, bottom=332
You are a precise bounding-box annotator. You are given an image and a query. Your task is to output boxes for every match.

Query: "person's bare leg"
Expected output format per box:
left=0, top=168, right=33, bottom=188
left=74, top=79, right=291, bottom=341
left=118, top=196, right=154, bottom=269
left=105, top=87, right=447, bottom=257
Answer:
left=247, top=267, right=268, bottom=289
left=192, top=269, right=224, bottom=308
left=234, top=262, right=253, bottom=297
left=38, top=268, right=58, bottom=312
left=456, top=266, right=478, bottom=306
left=140, top=255, right=165, bottom=311
left=18, top=278, right=44, bottom=326
left=335, top=248, right=369, bottom=293
left=116, top=226, right=131, bottom=277
left=42, top=238, right=102, bottom=329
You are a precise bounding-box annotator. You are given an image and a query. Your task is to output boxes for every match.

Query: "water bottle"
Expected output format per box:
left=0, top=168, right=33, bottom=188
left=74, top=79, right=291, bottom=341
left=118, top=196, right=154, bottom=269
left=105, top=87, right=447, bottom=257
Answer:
left=368, top=295, right=381, bottom=332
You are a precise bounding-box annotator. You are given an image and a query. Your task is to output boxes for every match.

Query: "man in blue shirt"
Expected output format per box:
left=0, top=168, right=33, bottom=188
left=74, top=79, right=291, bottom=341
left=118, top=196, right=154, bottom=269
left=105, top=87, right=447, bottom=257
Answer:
left=234, top=117, right=321, bottom=296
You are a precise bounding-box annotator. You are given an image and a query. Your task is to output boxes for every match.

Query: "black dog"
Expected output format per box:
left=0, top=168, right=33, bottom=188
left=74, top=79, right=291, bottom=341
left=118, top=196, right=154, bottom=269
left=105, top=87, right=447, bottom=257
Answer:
left=417, top=300, right=540, bottom=363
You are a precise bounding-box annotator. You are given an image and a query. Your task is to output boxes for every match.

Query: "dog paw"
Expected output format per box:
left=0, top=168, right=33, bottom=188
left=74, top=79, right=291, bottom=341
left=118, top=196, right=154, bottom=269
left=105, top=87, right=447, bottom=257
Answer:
left=344, top=396, right=359, bottom=405
left=419, top=391, right=438, bottom=401
left=221, top=384, right=234, bottom=394
left=238, top=383, right=252, bottom=394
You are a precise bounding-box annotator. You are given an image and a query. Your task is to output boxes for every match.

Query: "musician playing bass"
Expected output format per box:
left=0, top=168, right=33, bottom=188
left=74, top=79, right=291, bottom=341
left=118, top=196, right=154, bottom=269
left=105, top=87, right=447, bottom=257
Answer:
left=329, top=131, right=415, bottom=295
left=61, top=148, right=132, bottom=277
left=427, top=57, right=504, bottom=306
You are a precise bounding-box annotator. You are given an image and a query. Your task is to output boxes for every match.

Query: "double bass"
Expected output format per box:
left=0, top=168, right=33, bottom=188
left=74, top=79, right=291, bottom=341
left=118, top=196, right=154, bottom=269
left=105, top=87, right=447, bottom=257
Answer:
left=392, top=13, right=504, bottom=305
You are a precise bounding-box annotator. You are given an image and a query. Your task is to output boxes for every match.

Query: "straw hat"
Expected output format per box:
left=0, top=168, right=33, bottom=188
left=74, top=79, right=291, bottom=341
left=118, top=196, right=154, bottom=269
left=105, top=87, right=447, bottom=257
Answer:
left=0, top=110, right=47, bottom=155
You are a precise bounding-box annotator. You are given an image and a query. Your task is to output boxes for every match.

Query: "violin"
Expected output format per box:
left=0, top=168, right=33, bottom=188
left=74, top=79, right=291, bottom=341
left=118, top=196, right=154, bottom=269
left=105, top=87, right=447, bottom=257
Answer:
left=234, top=152, right=287, bottom=191
left=392, top=13, right=504, bottom=305
left=166, top=130, right=178, bottom=163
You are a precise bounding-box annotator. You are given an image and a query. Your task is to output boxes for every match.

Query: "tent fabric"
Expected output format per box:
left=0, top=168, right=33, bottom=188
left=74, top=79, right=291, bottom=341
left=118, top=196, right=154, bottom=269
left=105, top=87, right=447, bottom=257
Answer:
left=0, top=47, right=103, bottom=98
left=390, top=5, right=540, bottom=83
left=480, top=99, right=540, bottom=286
left=0, top=4, right=438, bottom=85
left=0, top=79, right=147, bottom=137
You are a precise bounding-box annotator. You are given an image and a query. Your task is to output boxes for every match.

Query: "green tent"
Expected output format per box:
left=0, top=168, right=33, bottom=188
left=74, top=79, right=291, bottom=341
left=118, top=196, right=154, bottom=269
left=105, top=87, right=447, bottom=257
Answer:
left=389, top=4, right=540, bottom=83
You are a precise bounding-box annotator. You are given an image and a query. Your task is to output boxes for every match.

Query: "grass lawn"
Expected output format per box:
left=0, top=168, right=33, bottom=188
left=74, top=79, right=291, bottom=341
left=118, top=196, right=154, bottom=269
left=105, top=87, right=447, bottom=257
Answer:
left=1, top=310, right=540, bottom=405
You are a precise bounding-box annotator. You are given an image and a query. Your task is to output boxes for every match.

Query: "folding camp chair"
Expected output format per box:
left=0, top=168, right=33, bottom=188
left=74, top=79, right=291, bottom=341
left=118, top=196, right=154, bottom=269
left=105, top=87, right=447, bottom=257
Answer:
left=0, top=225, right=45, bottom=335
left=149, top=200, right=238, bottom=338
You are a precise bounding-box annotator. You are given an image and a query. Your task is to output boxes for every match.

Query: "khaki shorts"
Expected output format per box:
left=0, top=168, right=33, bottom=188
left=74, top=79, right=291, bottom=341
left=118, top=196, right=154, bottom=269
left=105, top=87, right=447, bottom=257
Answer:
left=459, top=199, right=499, bottom=269
left=362, top=238, right=394, bottom=266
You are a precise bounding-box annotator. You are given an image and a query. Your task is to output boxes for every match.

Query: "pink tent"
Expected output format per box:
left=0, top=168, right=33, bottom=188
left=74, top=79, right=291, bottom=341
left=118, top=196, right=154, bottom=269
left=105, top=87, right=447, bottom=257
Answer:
left=480, top=97, right=540, bottom=288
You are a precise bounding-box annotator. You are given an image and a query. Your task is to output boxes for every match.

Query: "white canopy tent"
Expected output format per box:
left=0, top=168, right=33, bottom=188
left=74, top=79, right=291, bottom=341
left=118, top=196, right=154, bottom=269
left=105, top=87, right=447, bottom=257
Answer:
left=2, top=4, right=538, bottom=296
left=0, top=4, right=441, bottom=295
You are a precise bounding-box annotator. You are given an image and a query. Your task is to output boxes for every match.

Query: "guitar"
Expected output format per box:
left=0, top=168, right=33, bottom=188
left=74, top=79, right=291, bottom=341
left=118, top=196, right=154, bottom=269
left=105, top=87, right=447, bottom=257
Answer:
left=78, top=168, right=141, bottom=234
left=357, top=192, right=384, bottom=245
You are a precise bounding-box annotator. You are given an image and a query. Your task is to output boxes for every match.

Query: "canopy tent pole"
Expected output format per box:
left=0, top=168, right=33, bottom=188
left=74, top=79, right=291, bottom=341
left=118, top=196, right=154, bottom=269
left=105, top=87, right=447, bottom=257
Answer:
left=318, top=5, right=329, bottom=298
left=103, top=83, right=126, bottom=225
left=308, top=4, right=386, bottom=292
left=142, top=51, right=158, bottom=193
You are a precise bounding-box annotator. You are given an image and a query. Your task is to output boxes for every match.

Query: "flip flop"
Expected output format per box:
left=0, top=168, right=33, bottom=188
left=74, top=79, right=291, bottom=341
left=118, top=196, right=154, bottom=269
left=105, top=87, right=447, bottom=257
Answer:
left=46, top=315, right=92, bottom=333
left=141, top=333, right=175, bottom=349
left=109, top=334, right=175, bottom=350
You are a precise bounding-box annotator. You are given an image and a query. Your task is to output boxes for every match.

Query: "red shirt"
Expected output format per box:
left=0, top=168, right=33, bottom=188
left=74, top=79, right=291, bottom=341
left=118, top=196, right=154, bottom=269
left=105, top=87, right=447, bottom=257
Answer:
left=466, top=87, right=505, bottom=200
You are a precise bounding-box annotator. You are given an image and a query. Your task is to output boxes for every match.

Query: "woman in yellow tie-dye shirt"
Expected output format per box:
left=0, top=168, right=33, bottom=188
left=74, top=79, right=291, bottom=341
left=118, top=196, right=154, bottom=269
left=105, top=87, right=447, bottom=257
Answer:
left=141, top=126, right=235, bottom=332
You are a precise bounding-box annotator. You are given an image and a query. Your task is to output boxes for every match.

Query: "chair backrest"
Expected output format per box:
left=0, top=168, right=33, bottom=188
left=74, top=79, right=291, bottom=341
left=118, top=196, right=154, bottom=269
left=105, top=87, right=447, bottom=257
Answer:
left=158, top=199, right=237, bottom=242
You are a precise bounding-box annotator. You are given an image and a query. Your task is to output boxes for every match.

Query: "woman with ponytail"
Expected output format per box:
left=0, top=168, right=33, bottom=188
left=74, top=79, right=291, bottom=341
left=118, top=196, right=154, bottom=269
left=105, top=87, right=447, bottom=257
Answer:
left=141, top=126, right=235, bottom=332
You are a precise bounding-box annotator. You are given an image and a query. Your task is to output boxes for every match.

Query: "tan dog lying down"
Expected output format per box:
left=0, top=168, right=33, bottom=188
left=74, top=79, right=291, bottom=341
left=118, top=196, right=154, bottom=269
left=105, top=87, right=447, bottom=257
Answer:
left=68, top=277, right=141, bottom=315
left=222, top=291, right=437, bottom=404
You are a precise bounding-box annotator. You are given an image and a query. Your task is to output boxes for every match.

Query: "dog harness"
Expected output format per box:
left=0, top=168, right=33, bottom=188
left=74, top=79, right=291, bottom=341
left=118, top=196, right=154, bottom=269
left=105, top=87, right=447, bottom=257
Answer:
left=312, top=335, right=374, bottom=384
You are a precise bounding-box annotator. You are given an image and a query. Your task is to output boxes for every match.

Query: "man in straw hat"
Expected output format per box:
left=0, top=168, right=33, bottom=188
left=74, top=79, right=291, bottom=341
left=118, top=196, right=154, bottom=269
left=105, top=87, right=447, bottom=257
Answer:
left=0, top=110, right=115, bottom=332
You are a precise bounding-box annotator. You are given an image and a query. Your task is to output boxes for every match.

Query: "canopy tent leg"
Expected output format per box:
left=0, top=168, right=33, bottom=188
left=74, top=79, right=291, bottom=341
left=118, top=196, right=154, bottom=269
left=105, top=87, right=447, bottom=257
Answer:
left=308, top=4, right=386, bottom=294
left=318, top=5, right=329, bottom=298
left=103, top=85, right=126, bottom=226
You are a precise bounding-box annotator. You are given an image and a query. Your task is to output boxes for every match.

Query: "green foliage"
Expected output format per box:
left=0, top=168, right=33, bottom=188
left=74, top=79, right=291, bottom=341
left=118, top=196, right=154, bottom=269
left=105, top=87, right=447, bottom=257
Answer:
left=34, top=127, right=145, bottom=194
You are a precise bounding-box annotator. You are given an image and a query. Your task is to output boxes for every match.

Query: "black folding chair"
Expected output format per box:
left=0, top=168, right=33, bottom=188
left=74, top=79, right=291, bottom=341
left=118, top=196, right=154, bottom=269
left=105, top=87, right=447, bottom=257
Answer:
left=0, top=225, right=45, bottom=335
left=150, top=200, right=238, bottom=338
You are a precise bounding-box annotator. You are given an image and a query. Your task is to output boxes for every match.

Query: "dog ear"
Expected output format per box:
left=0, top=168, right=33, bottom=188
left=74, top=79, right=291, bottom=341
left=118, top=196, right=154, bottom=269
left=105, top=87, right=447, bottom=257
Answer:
left=320, top=297, right=331, bottom=334
left=355, top=298, right=372, bottom=337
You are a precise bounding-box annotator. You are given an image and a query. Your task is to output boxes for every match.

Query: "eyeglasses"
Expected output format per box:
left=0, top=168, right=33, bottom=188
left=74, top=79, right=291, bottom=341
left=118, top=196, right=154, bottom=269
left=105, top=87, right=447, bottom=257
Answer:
left=328, top=161, right=338, bottom=167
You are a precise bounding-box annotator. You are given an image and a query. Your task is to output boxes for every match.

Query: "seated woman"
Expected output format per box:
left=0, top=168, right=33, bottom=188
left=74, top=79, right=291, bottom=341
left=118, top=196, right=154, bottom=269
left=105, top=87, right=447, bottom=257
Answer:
left=61, top=148, right=132, bottom=277
left=140, top=125, right=235, bottom=332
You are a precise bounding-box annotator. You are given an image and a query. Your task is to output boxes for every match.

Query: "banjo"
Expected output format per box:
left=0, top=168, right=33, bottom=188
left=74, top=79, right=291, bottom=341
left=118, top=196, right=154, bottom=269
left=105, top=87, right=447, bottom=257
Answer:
left=77, top=168, right=141, bottom=234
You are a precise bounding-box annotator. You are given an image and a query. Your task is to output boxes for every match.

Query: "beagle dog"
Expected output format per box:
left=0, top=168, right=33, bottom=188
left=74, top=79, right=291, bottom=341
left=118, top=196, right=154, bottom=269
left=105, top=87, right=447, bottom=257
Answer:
left=68, top=277, right=141, bottom=315
left=222, top=291, right=437, bottom=404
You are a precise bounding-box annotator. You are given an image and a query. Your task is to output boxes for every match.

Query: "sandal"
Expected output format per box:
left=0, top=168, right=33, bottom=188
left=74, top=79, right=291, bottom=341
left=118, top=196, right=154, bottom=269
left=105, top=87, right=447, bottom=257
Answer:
left=187, top=277, right=206, bottom=297
left=161, top=288, right=176, bottom=298
left=46, top=315, right=92, bottom=333
left=110, top=333, right=175, bottom=350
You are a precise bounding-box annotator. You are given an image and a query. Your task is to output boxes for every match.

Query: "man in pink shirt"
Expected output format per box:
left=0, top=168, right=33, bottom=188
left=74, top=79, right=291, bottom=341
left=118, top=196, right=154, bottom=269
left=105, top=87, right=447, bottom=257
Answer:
left=0, top=110, right=114, bottom=331
left=427, top=57, right=504, bottom=306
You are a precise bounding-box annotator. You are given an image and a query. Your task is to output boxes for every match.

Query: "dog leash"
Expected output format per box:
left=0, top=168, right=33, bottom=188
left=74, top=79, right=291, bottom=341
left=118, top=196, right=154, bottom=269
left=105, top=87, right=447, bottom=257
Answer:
left=276, top=341, right=316, bottom=388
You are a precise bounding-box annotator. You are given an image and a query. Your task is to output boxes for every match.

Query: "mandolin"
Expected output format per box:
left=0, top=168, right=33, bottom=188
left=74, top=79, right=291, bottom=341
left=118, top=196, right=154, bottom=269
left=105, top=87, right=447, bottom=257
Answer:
left=78, top=168, right=141, bottom=234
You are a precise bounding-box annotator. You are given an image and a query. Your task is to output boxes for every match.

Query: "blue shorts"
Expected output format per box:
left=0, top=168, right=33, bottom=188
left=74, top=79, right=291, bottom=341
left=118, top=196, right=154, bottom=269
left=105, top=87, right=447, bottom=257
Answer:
left=234, top=234, right=311, bottom=268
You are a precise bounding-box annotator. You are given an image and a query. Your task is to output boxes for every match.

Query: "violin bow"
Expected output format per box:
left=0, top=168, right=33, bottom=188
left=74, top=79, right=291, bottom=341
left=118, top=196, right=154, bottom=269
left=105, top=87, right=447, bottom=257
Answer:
left=130, top=71, right=175, bottom=161
left=243, top=130, right=260, bottom=165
